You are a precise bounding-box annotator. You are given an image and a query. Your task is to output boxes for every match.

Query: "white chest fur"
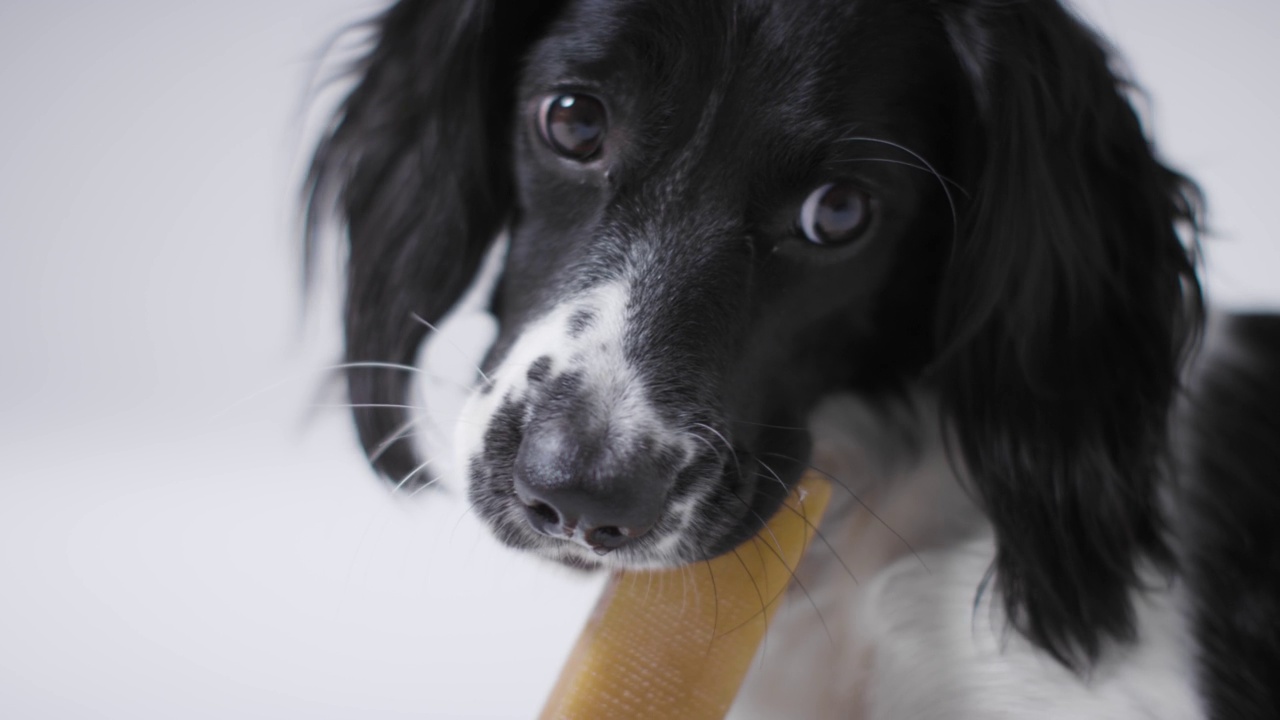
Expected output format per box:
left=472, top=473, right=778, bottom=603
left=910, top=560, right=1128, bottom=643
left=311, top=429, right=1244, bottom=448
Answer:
left=729, top=395, right=1204, bottom=720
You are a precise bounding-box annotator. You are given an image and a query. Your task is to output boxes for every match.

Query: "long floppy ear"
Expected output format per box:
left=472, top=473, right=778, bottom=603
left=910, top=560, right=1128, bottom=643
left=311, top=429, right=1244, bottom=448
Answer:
left=305, top=0, right=562, bottom=485
left=933, top=0, right=1204, bottom=669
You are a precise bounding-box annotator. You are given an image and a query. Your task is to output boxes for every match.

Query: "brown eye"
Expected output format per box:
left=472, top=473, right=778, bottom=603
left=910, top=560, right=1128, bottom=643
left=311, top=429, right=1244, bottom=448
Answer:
left=799, top=182, right=872, bottom=245
left=539, top=94, right=607, bottom=161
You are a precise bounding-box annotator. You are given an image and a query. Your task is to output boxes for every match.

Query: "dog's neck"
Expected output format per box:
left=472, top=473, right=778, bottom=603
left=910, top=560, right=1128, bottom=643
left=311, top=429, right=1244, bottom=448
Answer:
left=732, top=392, right=984, bottom=718
left=730, top=392, right=1203, bottom=720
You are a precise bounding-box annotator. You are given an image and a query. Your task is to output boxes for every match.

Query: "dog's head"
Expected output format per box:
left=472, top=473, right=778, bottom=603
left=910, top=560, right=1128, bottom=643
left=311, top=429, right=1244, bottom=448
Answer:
left=307, top=0, right=1202, bottom=668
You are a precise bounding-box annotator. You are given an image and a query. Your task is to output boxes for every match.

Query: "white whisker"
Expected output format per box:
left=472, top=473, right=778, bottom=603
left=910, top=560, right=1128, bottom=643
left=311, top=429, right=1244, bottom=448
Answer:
left=686, top=432, right=722, bottom=463
left=327, top=361, right=478, bottom=395
left=406, top=475, right=443, bottom=499
left=835, top=156, right=969, bottom=196
left=758, top=458, right=860, bottom=586
left=692, top=422, right=741, bottom=481
left=410, top=311, right=494, bottom=386
left=329, top=360, right=421, bottom=373
left=756, top=457, right=790, bottom=492
left=369, top=416, right=424, bottom=463
left=316, top=402, right=422, bottom=411
left=393, top=457, right=436, bottom=494
left=207, top=376, right=300, bottom=421
left=837, top=136, right=959, bottom=248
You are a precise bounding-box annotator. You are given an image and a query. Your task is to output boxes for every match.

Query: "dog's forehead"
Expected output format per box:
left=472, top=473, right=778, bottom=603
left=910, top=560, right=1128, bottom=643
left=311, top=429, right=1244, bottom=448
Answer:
left=525, top=0, right=950, bottom=107
left=520, top=0, right=958, bottom=183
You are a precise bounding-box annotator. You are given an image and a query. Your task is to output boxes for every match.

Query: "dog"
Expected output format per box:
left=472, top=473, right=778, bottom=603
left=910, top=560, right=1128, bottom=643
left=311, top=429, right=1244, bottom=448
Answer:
left=304, top=0, right=1280, bottom=716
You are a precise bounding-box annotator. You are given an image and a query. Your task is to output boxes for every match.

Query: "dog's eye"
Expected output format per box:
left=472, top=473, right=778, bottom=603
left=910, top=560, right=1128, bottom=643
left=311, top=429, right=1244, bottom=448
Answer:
left=799, top=182, right=871, bottom=245
left=539, top=94, right=607, bottom=161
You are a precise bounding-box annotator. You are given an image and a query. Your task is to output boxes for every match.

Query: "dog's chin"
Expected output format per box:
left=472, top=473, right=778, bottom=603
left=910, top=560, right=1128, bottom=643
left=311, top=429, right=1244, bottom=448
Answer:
left=702, top=448, right=809, bottom=559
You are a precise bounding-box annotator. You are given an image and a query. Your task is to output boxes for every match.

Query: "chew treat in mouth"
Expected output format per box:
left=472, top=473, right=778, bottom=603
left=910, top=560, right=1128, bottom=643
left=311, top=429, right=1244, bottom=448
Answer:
left=539, top=472, right=832, bottom=719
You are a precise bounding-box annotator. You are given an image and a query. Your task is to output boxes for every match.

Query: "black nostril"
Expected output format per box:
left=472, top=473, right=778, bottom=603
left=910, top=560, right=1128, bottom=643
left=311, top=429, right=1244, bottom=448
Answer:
left=527, top=500, right=560, bottom=526
left=584, top=524, right=652, bottom=555
left=522, top=500, right=568, bottom=536
left=586, top=526, right=625, bottom=554
left=513, top=416, right=669, bottom=552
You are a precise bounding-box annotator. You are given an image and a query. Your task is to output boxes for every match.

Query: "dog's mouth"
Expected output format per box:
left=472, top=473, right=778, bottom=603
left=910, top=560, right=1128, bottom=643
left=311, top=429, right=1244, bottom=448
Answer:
left=466, top=416, right=812, bottom=572
left=698, top=425, right=814, bottom=561
left=702, top=452, right=807, bottom=559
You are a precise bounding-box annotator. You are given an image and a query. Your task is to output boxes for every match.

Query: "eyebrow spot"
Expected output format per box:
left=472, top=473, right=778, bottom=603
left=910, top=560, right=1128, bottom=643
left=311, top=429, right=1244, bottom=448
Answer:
left=568, top=308, right=596, bottom=338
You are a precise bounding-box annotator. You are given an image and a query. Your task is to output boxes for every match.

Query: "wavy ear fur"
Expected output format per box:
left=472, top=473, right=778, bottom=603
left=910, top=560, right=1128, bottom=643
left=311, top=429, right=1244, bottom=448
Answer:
left=305, top=0, right=562, bottom=484
left=933, top=0, right=1204, bottom=669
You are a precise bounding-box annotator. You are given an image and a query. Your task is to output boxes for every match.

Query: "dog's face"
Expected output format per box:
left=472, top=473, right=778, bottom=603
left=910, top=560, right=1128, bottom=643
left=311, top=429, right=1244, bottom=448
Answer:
left=457, top=0, right=963, bottom=569
left=311, top=0, right=1202, bottom=667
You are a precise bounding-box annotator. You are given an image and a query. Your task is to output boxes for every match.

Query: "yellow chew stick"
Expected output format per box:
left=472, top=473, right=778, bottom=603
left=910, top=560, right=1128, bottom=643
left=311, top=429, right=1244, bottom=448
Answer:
left=539, top=473, right=832, bottom=720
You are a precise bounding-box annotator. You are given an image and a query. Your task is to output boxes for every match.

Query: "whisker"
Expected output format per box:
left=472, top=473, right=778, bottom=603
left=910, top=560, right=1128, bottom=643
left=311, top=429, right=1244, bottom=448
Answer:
left=704, top=558, right=721, bottom=657
left=213, top=360, right=468, bottom=424
left=764, top=451, right=929, bottom=572
left=722, top=417, right=809, bottom=432
left=685, top=432, right=723, bottom=465
left=208, top=375, right=301, bottom=421
left=712, top=547, right=771, bottom=649
left=747, top=527, right=770, bottom=595
left=450, top=499, right=482, bottom=543
left=725, top=493, right=834, bottom=645
left=392, top=458, right=436, bottom=494
left=747, top=501, right=789, bottom=570
left=368, top=416, right=423, bottom=464
left=837, top=136, right=959, bottom=249
left=691, top=422, right=742, bottom=482
left=753, top=540, right=778, bottom=669
left=755, top=458, right=790, bottom=492
left=328, top=361, right=479, bottom=395
left=329, top=360, right=422, bottom=374
left=759, top=536, right=831, bottom=643
left=711, top=540, right=780, bottom=640
left=758, top=460, right=859, bottom=586
left=406, top=475, right=443, bottom=499
left=679, top=562, right=694, bottom=619
left=687, top=561, right=705, bottom=621
left=344, top=508, right=383, bottom=591
left=410, top=312, right=495, bottom=387
left=315, top=402, right=422, bottom=411
left=835, top=156, right=970, bottom=196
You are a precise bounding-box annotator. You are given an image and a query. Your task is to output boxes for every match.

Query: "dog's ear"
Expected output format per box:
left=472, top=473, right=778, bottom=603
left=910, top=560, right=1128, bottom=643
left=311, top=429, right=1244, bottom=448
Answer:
left=306, top=0, right=561, bottom=484
left=932, top=1, right=1204, bottom=668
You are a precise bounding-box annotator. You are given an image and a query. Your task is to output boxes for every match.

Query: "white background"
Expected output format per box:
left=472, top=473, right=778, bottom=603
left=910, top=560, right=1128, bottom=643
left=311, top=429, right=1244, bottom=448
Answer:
left=1, top=1, right=1277, bottom=717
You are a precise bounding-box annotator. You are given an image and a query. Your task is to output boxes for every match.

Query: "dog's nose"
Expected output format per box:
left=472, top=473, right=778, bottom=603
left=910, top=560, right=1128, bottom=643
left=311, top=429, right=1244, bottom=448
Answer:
left=513, top=419, right=664, bottom=554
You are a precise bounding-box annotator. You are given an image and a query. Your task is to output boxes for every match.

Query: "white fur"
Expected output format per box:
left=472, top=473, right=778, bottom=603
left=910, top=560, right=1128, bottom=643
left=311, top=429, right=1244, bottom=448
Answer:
left=411, top=236, right=507, bottom=496
left=455, top=278, right=690, bottom=473
left=730, top=394, right=1205, bottom=719
left=857, top=543, right=1203, bottom=719
left=450, top=272, right=699, bottom=566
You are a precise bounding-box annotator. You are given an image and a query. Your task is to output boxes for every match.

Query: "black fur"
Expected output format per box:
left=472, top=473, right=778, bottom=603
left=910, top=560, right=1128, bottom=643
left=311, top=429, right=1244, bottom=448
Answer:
left=932, top=0, right=1204, bottom=669
left=306, top=0, right=1279, bottom=714
left=1179, top=315, right=1280, bottom=719
left=305, top=0, right=568, bottom=483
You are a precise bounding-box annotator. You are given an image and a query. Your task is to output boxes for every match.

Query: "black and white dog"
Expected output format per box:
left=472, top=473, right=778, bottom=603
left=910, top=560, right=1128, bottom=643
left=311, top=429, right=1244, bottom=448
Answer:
left=305, top=0, right=1280, bottom=716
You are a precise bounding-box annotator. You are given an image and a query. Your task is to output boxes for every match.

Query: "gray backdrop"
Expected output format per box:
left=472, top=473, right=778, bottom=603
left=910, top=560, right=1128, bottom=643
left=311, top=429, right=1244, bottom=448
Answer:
left=2, top=1, right=1277, bottom=717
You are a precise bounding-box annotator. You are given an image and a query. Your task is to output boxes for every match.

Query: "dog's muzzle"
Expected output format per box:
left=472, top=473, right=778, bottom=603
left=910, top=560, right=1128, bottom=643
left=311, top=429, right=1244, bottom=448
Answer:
left=512, top=410, right=672, bottom=555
